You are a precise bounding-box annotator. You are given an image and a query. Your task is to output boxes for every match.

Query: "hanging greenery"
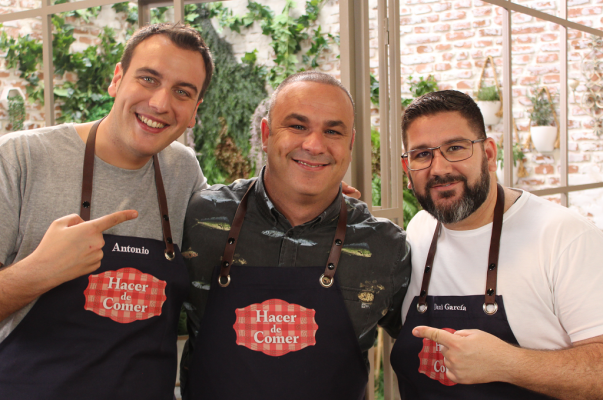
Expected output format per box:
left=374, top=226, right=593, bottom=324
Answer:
left=207, top=0, right=335, bottom=88
left=7, top=93, right=25, bottom=132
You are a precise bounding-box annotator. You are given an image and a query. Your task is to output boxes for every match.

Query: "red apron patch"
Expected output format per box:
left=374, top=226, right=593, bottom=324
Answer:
left=417, top=327, right=457, bottom=386
left=83, top=268, right=167, bottom=323
left=233, top=299, right=319, bottom=357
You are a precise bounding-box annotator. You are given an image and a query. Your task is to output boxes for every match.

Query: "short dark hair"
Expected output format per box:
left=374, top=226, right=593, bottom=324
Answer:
left=267, top=71, right=355, bottom=128
left=120, top=22, right=214, bottom=102
left=401, top=90, right=486, bottom=150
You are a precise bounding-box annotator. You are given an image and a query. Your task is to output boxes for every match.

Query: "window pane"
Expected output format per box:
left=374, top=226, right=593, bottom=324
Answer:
left=568, top=28, right=603, bottom=186
left=568, top=0, right=603, bottom=31
left=569, top=188, right=603, bottom=229
left=0, top=17, right=43, bottom=135
left=509, top=0, right=559, bottom=18
left=51, top=6, right=134, bottom=123
left=1, top=0, right=41, bottom=11
left=512, top=12, right=562, bottom=191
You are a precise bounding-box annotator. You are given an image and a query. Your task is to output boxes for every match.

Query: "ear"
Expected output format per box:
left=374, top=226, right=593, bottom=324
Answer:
left=484, top=137, right=498, bottom=173
left=108, top=63, right=124, bottom=98
left=261, top=118, right=270, bottom=153
left=350, top=129, right=356, bottom=151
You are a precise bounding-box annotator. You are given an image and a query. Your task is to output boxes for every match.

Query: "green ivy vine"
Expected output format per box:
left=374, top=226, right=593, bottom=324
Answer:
left=206, top=0, right=335, bottom=88
left=7, top=93, right=25, bottom=132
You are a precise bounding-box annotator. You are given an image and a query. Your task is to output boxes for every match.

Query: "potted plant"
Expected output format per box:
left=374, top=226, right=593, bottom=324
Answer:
left=528, top=87, right=557, bottom=153
left=496, top=143, right=525, bottom=184
left=476, top=85, right=502, bottom=126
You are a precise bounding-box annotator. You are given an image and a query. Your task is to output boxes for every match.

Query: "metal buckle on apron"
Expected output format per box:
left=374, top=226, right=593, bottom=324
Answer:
left=218, top=274, right=231, bottom=287
left=165, top=250, right=175, bottom=261
left=417, top=303, right=428, bottom=314
left=483, top=302, right=498, bottom=315
left=218, top=260, right=232, bottom=287
left=319, top=274, right=334, bottom=288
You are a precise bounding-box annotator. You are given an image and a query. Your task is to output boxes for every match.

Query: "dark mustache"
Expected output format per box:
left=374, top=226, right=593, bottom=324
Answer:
left=426, top=174, right=468, bottom=189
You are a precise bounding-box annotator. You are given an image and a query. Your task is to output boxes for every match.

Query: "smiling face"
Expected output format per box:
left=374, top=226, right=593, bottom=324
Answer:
left=403, top=111, right=498, bottom=226
left=102, top=35, right=205, bottom=169
left=261, top=81, right=355, bottom=205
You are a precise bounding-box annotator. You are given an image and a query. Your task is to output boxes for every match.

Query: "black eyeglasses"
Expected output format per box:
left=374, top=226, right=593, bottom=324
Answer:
left=401, top=138, right=486, bottom=171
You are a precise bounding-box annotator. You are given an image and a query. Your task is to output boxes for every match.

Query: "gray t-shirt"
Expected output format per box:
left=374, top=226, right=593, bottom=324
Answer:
left=0, top=123, right=208, bottom=341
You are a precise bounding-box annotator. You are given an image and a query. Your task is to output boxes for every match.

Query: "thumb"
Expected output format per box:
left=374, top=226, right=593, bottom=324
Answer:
left=53, top=213, right=86, bottom=228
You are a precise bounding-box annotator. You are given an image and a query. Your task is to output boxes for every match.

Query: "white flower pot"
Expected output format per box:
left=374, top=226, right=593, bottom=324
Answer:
left=496, top=160, right=518, bottom=184
left=477, top=101, right=502, bottom=126
left=531, top=126, right=557, bottom=153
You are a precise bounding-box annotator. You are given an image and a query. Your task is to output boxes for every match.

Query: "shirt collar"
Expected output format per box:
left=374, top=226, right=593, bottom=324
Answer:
left=254, top=167, right=344, bottom=229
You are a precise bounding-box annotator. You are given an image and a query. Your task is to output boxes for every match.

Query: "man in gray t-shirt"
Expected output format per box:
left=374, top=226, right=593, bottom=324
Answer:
left=0, top=23, right=213, bottom=399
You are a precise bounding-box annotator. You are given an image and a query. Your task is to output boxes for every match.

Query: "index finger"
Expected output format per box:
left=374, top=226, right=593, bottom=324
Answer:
left=413, top=326, right=455, bottom=346
left=90, top=210, right=138, bottom=232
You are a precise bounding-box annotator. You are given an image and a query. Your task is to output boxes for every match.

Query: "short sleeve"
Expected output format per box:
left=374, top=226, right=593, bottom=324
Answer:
left=0, top=146, right=22, bottom=266
left=553, top=227, right=603, bottom=343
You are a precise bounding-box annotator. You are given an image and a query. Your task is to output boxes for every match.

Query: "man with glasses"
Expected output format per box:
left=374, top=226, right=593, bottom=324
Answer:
left=389, top=90, right=603, bottom=399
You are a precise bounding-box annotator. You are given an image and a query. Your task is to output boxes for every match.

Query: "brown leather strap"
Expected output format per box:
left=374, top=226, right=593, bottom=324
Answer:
left=80, top=119, right=103, bottom=221
left=416, top=183, right=505, bottom=315
left=484, top=183, right=505, bottom=309
left=152, top=154, right=176, bottom=260
left=218, top=180, right=257, bottom=286
left=80, top=117, right=175, bottom=260
left=319, top=196, right=348, bottom=288
left=416, top=221, right=441, bottom=312
left=218, top=182, right=348, bottom=289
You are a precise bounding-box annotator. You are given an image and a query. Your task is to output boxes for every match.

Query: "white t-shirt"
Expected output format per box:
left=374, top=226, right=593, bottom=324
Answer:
left=402, top=190, right=603, bottom=349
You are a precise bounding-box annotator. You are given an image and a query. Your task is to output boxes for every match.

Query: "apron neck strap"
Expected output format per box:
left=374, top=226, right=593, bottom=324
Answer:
left=80, top=118, right=176, bottom=261
left=417, top=183, right=505, bottom=315
left=218, top=181, right=348, bottom=289
left=319, top=197, right=347, bottom=288
left=218, top=180, right=257, bottom=287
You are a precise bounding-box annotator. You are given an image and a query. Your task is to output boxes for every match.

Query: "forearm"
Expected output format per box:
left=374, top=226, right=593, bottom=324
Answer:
left=0, top=256, right=57, bottom=322
left=501, top=342, right=603, bottom=400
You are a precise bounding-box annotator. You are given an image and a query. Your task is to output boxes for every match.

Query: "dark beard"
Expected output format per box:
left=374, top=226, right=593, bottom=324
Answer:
left=411, top=155, right=491, bottom=224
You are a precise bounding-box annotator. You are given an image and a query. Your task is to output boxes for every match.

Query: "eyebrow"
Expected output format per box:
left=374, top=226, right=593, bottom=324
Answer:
left=136, top=67, right=200, bottom=96
left=284, top=113, right=348, bottom=130
left=410, top=136, right=472, bottom=151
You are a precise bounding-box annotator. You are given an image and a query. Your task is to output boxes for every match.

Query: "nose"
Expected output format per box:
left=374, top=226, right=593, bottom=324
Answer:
left=429, top=148, right=453, bottom=175
left=148, top=88, right=170, bottom=113
left=301, top=129, right=327, bottom=155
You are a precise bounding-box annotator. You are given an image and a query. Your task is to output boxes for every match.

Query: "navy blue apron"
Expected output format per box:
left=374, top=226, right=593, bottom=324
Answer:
left=185, top=181, right=368, bottom=400
left=391, top=184, right=551, bottom=399
left=0, top=119, right=189, bottom=399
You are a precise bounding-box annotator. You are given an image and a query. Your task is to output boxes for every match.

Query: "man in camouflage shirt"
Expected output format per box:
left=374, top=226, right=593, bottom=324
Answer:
left=180, top=71, right=411, bottom=400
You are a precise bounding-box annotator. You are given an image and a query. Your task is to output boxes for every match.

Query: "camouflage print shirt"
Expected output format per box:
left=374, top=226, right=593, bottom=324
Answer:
left=180, top=171, right=411, bottom=374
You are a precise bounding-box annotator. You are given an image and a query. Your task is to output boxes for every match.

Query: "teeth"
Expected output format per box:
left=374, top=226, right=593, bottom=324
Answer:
left=297, top=160, right=323, bottom=168
left=138, top=114, right=165, bottom=129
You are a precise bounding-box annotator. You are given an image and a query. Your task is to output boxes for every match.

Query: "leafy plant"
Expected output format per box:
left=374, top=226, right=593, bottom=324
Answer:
left=476, top=85, right=500, bottom=101
left=7, top=93, right=25, bottom=132
left=402, top=185, right=421, bottom=229
left=496, top=143, right=525, bottom=168
left=402, top=75, right=439, bottom=107
left=528, top=87, right=555, bottom=126
left=188, top=8, right=268, bottom=185
left=209, top=0, right=334, bottom=89
left=370, top=73, right=380, bottom=106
